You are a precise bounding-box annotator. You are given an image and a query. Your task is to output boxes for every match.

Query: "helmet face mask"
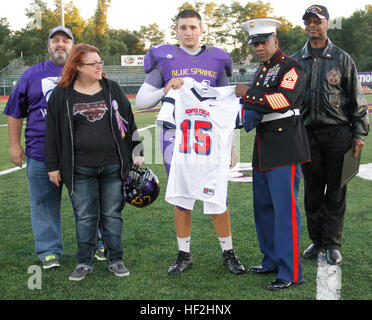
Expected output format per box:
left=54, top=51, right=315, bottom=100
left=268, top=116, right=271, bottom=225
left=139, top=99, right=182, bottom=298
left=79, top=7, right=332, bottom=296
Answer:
left=124, top=166, right=160, bottom=208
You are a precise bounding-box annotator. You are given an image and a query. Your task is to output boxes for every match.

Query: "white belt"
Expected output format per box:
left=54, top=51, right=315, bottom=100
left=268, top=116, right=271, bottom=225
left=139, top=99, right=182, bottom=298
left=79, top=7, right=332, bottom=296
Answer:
left=262, top=109, right=300, bottom=122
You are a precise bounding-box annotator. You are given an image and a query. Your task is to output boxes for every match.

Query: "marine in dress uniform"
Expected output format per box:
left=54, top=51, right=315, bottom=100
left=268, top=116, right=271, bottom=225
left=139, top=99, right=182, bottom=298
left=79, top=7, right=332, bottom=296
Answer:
left=236, top=19, right=311, bottom=290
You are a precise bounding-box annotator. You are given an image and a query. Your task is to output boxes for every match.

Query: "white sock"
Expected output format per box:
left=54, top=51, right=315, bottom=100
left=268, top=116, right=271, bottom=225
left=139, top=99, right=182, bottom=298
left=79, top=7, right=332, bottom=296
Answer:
left=177, top=236, right=191, bottom=253
left=218, top=236, right=233, bottom=252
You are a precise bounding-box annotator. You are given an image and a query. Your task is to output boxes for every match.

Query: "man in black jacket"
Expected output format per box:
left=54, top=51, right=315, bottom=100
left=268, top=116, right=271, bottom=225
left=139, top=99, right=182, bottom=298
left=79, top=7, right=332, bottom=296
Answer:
left=236, top=18, right=310, bottom=290
left=292, top=5, right=369, bottom=265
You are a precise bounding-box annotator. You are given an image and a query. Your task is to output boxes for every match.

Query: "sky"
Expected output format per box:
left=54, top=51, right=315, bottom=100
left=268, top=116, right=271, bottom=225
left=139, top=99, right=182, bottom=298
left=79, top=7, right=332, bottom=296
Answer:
left=1, top=0, right=370, bottom=41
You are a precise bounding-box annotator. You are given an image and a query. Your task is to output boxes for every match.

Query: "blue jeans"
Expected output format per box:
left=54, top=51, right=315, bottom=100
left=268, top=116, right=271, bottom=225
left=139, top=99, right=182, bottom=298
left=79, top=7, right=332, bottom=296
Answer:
left=69, top=163, right=124, bottom=268
left=26, top=157, right=63, bottom=260
left=97, top=229, right=104, bottom=250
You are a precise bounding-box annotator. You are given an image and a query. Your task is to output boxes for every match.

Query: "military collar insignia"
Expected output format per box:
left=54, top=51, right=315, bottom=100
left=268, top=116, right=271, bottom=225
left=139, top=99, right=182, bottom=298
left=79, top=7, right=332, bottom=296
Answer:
left=262, top=48, right=284, bottom=68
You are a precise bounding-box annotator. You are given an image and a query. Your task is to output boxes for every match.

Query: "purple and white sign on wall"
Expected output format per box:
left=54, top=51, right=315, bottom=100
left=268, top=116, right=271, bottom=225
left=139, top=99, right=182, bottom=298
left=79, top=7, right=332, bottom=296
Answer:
left=358, top=72, right=372, bottom=85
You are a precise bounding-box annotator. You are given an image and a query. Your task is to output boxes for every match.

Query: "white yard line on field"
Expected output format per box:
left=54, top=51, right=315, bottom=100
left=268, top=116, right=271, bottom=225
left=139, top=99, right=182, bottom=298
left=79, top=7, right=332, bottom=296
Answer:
left=316, top=252, right=342, bottom=300
left=138, top=124, right=156, bottom=132
left=0, top=164, right=26, bottom=176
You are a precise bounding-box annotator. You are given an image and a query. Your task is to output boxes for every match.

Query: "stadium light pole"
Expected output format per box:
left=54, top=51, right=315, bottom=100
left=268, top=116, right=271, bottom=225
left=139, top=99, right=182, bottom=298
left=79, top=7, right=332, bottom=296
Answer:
left=60, top=0, right=65, bottom=26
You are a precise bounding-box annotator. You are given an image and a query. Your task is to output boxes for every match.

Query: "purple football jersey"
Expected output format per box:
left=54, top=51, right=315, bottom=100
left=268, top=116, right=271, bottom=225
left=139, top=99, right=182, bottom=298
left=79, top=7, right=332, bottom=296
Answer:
left=144, top=44, right=233, bottom=87
left=3, top=60, right=64, bottom=162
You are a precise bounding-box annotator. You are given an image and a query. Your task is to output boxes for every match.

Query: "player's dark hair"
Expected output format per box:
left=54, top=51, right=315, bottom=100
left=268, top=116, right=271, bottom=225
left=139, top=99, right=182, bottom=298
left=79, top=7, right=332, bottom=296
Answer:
left=176, top=9, right=202, bottom=24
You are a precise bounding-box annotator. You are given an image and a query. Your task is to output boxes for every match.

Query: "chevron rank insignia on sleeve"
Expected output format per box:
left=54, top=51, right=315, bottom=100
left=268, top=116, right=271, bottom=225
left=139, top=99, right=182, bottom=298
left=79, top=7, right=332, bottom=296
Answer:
left=280, top=67, right=298, bottom=90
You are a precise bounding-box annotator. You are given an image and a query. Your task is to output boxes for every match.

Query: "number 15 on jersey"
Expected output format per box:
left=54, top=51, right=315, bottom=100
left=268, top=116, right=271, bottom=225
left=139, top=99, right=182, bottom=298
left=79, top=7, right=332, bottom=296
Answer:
left=179, top=119, right=212, bottom=155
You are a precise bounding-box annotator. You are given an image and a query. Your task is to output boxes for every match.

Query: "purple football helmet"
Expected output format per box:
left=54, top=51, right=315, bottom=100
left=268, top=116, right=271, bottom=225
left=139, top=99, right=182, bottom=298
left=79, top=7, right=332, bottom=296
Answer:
left=124, top=165, right=160, bottom=208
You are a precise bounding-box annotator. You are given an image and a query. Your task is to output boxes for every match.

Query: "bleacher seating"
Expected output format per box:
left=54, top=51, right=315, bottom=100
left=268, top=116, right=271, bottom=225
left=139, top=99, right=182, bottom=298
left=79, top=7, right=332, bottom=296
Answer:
left=103, top=65, right=147, bottom=86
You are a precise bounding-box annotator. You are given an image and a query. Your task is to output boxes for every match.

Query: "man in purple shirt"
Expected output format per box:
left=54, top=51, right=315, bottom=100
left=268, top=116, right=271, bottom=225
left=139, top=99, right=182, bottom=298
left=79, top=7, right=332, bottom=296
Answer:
left=3, top=26, right=74, bottom=269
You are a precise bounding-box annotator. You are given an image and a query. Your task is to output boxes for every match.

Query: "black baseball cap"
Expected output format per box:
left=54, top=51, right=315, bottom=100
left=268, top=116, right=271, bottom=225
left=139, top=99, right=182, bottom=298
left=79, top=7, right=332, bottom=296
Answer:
left=49, top=26, right=74, bottom=41
left=302, top=5, right=329, bottom=20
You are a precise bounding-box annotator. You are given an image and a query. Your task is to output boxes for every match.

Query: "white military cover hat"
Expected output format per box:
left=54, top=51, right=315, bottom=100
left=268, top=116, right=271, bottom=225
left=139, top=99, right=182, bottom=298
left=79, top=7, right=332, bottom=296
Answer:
left=242, top=18, right=282, bottom=44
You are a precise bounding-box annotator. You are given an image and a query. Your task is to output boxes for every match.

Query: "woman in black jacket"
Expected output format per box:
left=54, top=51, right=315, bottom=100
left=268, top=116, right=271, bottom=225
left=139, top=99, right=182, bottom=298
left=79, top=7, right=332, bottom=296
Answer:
left=44, top=43, right=144, bottom=281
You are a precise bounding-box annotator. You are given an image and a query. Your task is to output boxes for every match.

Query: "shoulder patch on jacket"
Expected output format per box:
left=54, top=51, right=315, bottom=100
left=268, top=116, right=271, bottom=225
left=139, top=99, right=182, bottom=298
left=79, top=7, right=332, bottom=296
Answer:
left=280, top=67, right=298, bottom=90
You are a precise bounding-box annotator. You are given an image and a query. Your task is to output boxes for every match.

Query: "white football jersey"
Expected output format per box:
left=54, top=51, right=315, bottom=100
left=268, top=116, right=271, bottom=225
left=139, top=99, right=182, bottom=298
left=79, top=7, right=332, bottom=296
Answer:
left=157, top=77, right=243, bottom=214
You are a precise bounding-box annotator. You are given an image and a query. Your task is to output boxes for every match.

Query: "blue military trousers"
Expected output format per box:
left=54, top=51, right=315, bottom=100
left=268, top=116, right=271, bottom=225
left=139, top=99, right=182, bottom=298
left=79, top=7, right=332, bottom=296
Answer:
left=252, top=164, right=303, bottom=283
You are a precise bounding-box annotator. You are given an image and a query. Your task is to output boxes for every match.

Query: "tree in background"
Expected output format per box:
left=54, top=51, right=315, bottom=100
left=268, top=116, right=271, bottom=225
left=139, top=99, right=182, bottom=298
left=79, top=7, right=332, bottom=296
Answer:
left=277, top=26, right=307, bottom=56
left=201, top=1, right=219, bottom=45
left=227, top=1, right=275, bottom=63
left=328, top=4, right=372, bottom=71
left=0, top=18, right=16, bottom=70
left=104, top=28, right=146, bottom=64
left=1, top=0, right=371, bottom=71
left=90, top=0, right=111, bottom=55
left=137, top=23, right=165, bottom=50
left=8, top=0, right=86, bottom=65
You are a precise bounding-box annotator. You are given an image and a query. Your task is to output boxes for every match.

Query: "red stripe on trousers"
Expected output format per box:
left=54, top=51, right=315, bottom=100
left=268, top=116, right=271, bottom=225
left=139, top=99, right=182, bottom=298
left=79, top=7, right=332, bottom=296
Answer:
left=290, top=164, right=299, bottom=283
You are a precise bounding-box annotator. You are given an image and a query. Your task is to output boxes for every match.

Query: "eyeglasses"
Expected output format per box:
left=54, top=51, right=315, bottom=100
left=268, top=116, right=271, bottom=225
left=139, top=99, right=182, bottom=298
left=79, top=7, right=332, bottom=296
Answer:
left=82, top=61, right=104, bottom=67
left=303, top=19, right=324, bottom=26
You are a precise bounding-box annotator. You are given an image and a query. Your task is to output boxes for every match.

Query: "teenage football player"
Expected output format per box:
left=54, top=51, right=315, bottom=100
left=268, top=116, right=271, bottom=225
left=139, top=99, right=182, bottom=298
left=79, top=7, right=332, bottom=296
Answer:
left=136, top=9, right=245, bottom=275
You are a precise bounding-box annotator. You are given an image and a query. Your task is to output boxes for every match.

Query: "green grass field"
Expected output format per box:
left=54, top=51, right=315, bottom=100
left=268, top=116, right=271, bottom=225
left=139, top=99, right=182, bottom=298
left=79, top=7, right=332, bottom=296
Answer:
left=0, top=98, right=372, bottom=303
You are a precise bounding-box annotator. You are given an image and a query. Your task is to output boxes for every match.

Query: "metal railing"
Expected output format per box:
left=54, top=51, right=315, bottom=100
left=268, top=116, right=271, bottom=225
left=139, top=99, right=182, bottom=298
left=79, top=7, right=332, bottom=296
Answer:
left=0, top=57, right=26, bottom=78
left=0, top=79, right=16, bottom=96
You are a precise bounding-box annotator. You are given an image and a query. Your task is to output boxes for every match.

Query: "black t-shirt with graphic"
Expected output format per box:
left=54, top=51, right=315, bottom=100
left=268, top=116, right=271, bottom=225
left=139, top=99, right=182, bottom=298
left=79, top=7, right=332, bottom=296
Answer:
left=72, top=89, right=120, bottom=167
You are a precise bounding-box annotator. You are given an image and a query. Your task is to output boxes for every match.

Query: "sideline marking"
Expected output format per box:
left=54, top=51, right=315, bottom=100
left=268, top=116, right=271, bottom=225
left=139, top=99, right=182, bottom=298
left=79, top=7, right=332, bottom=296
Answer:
left=0, top=164, right=26, bottom=176
left=229, top=162, right=253, bottom=183
left=316, top=253, right=342, bottom=300
left=134, top=108, right=160, bottom=114
left=138, top=124, right=155, bottom=132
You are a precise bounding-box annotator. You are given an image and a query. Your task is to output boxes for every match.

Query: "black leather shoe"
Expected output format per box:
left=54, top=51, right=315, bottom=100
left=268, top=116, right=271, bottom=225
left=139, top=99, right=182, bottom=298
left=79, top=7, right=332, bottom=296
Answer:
left=303, top=243, right=322, bottom=259
left=326, top=249, right=342, bottom=265
left=248, top=265, right=276, bottom=275
left=267, top=279, right=304, bottom=290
